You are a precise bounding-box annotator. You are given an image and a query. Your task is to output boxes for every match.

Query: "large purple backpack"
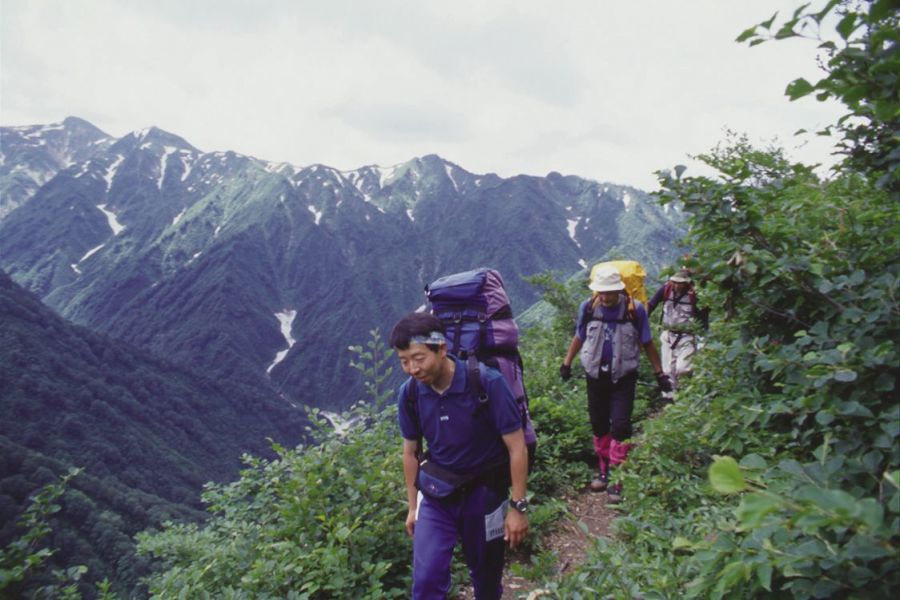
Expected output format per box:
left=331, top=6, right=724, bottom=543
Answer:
left=425, top=268, right=537, bottom=458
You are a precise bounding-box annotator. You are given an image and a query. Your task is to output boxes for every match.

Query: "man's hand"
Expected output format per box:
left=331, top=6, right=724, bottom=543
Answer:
left=656, top=372, right=673, bottom=393
left=559, top=364, right=572, bottom=381
left=405, top=508, right=417, bottom=537
left=504, top=508, right=528, bottom=550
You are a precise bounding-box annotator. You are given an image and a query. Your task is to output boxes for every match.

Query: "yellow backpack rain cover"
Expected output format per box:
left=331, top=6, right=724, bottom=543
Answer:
left=589, top=260, right=648, bottom=304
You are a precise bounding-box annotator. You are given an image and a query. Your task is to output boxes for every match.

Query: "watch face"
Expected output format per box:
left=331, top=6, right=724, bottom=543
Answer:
left=513, top=499, right=528, bottom=512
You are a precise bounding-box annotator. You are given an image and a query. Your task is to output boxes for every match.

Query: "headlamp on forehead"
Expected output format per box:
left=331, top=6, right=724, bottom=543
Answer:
left=409, top=331, right=446, bottom=346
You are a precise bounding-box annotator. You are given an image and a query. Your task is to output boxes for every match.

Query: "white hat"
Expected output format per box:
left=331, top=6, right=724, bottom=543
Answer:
left=589, top=266, right=626, bottom=292
left=670, top=268, right=692, bottom=283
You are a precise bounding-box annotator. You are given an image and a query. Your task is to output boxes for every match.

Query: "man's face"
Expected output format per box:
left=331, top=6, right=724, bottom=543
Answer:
left=672, top=281, right=689, bottom=295
left=596, top=290, right=622, bottom=308
left=397, top=343, right=447, bottom=386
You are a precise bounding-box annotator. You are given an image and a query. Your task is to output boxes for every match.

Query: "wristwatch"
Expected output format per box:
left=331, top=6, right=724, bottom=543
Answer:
left=510, top=497, right=528, bottom=513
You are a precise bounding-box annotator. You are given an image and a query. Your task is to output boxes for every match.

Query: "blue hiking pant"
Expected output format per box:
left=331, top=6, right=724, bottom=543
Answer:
left=413, top=484, right=508, bottom=600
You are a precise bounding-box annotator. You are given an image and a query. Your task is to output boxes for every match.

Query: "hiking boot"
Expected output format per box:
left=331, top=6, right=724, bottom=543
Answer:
left=589, top=472, right=608, bottom=492
left=607, top=482, right=623, bottom=504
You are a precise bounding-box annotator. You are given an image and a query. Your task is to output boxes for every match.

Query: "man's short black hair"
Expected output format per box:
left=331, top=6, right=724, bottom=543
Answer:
left=389, top=312, right=446, bottom=350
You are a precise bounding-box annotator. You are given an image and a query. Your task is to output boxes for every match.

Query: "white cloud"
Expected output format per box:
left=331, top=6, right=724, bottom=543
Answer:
left=1, top=0, right=845, bottom=189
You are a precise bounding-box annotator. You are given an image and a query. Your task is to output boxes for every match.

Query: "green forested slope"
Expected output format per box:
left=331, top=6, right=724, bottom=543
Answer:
left=0, top=271, right=308, bottom=596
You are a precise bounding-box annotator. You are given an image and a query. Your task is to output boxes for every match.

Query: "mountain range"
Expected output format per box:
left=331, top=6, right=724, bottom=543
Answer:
left=0, top=116, right=687, bottom=410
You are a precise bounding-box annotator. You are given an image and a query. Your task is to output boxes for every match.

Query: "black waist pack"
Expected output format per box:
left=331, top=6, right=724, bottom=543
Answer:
left=416, top=457, right=509, bottom=499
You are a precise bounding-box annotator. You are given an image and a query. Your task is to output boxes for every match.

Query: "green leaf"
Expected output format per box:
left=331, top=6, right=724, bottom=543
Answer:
left=736, top=26, right=758, bottom=43
left=833, top=369, right=857, bottom=382
left=735, top=494, right=780, bottom=529
left=739, top=454, right=767, bottom=470
left=815, top=411, right=835, bottom=425
left=786, top=78, right=815, bottom=100
left=775, top=21, right=798, bottom=40
left=870, top=0, right=896, bottom=21
left=836, top=13, right=858, bottom=40
left=848, top=269, right=866, bottom=285
left=811, top=579, right=841, bottom=597
left=756, top=562, right=773, bottom=591
left=672, top=536, right=694, bottom=550
left=843, top=85, right=868, bottom=104
left=709, top=456, right=747, bottom=494
left=874, top=100, right=898, bottom=121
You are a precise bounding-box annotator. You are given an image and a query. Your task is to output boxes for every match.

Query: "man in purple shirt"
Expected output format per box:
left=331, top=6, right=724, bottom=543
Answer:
left=393, top=312, right=528, bottom=600
left=559, top=266, right=671, bottom=503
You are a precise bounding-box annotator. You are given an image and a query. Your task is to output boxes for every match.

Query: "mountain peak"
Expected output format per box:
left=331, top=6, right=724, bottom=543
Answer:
left=128, top=126, right=198, bottom=152
left=61, top=116, right=110, bottom=138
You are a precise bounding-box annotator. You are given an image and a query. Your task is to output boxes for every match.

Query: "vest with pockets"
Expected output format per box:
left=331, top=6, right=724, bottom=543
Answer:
left=579, top=294, right=641, bottom=382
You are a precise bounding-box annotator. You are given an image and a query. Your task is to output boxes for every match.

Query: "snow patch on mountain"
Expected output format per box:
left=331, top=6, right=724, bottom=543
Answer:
left=104, top=155, right=125, bottom=191
left=9, top=164, right=50, bottom=185
left=567, top=218, right=581, bottom=247
left=157, top=146, right=177, bottom=189
left=96, top=204, right=125, bottom=235
left=444, top=164, right=459, bottom=193
left=378, top=165, right=399, bottom=188
left=79, top=243, right=105, bottom=263
left=267, top=309, right=297, bottom=374
left=172, top=208, right=186, bottom=226
left=70, top=242, right=106, bottom=275
left=180, top=152, right=194, bottom=182
left=309, top=205, right=323, bottom=225
left=73, top=161, right=93, bottom=179
left=622, top=190, right=632, bottom=210
left=406, top=208, right=415, bottom=222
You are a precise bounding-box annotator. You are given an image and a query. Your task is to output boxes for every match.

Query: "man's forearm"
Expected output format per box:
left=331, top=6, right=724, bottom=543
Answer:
left=643, top=342, right=663, bottom=374
left=508, top=444, right=528, bottom=501
left=563, top=335, right=582, bottom=366
left=403, top=452, right=419, bottom=509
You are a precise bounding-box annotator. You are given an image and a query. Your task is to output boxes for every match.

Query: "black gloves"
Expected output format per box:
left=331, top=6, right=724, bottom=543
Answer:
left=656, top=372, right=673, bottom=393
left=559, top=364, right=572, bottom=381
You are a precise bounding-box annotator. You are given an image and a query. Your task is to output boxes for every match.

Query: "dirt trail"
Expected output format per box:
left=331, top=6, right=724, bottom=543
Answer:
left=458, top=487, right=615, bottom=599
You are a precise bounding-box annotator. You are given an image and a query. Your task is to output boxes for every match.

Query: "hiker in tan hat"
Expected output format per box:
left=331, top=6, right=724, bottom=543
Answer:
left=558, top=265, right=671, bottom=503
left=647, top=268, right=709, bottom=398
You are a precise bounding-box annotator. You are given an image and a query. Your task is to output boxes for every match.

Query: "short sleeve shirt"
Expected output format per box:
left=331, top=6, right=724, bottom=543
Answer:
left=397, top=356, right=522, bottom=473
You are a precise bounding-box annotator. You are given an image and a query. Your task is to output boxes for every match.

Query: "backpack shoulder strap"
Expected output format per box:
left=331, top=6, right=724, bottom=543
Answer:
left=625, top=294, right=637, bottom=323
left=663, top=281, right=674, bottom=300
left=583, top=295, right=600, bottom=323
left=467, top=355, right=488, bottom=404
left=403, top=378, right=424, bottom=460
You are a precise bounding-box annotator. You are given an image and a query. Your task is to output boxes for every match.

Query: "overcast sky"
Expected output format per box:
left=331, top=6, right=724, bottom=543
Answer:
left=1, top=0, right=845, bottom=190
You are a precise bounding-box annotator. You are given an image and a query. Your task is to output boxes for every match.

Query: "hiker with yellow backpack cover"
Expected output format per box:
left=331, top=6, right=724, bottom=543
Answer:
left=559, top=261, right=671, bottom=503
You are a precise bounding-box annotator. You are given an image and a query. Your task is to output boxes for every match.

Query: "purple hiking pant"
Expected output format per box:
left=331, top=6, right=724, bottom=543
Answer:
left=413, top=484, right=508, bottom=600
